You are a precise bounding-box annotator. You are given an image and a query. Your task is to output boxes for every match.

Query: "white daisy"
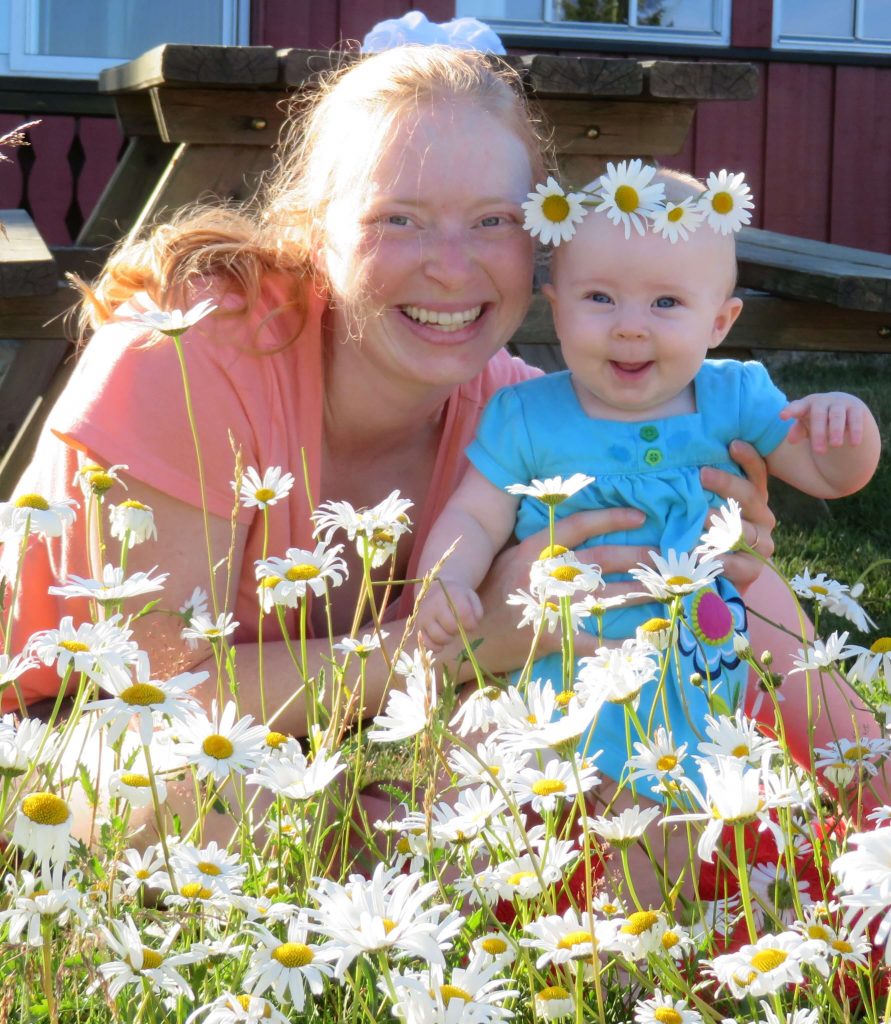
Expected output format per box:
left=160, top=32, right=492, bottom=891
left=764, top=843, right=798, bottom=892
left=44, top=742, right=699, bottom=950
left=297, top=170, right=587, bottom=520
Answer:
left=0, top=869, right=87, bottom=947
left=247, top=739, right=345, bottom=800
left=176, top=701, right=268, bottom=781
left=756, top=1001, right=819, bottom=1024
left=116, top=847, right=167, bottom=895
left=28, top=614, right=145, bottom=682
left=470, top=933, right=517, bottom=968
left=695, top=498, right=744, bottom=558
left=521, top=907, right=606, bottom=968
left=847, top=636, right=891, bottom=685
left=634, top=989, right=703, bottom=1024
left=171, top=841, right=247, bottom=897
left=626, top=726, right=688, bottom=791
left=108, top=499, right=157, bottom=547
left=596, top=159, right=666, bottom=238
left=73, top=461, right=128, bottom=497
left=109, top=767, right=165, bottom=808
left=83, top=665, right=206, bottom=746
left=0, top=652, right=37, bottom=696
left=650, top=197, right=704, bottom=243
left=750, top=862, right=814, bottom=927
left=790, top=631, right=852, bottom=673
left=237, top=465, right=295, bottom=510
left=0, top=493, right=77, bottom=538
left=122, top=297, right=217, bottom=336
left=181, top=611, right=239, bottom=649
left=505, top=473, right=595, bottom=505
left=697, top=709, right=781, bottom=766
left=308, top=863, right=462, bottom=978
left=489, top=839, right=578, bottom=901
left=521, top=177, right=588, bottom=246
left=576, top=638, right=659, bottom=708
left=333, top=631, right=385, bottom=659
left=814, top=736, right=891, bottom=787
left=512, top=755, right=600, bottom=813
left=529, top=552, right=602, bottom=600
left=533, top=985, right=574, bottom=1019
left=368, top=655, right=437, bottom=743
left=255, top=542, right=347, bottom=609
left=586, top=805, right=661, bottom=849
left=48, top=563, right=168, bottom=604
left=707, top=932, right=812, bottom=998
left=699, top=169, right=754, bottom=235
left=491, top=679, right=598, bottom=753
left=312, top=490, right=413, bottom=568
left=97, top=914, right=199, bottom=999
left=447, top=738, right=530, bottom=789
left=180, top=586, right=210, bottom=621
left=186, top=993, right=290, bottom=1024
left=0, top=714, right=57, bottom=778
left=630, top=549, right=723, bottom=600
left=506, top=589, right=590, bottom=634
left=12, top=791, right=72, bottom=869
left=608, top=908, right=671, bottom=960
left=449, top=684, right=504, bottom=737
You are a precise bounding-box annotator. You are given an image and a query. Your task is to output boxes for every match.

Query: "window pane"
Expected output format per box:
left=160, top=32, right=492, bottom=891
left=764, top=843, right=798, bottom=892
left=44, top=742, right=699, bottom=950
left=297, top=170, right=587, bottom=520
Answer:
left=455, top=0, right=544, bottom=18
left=553, top=0, right=630, bottom=24
left=26, top=0, right=228, bottom=59
left=779, top=0, right=855, bottom=38
left=637, top=0, right=716, bottom=31
left=861, top=0, right=891, bottom=40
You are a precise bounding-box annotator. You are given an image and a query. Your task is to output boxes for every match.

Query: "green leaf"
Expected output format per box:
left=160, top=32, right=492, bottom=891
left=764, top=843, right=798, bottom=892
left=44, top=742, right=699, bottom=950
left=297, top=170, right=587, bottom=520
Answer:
left=131, top=598, right=161, bottom=621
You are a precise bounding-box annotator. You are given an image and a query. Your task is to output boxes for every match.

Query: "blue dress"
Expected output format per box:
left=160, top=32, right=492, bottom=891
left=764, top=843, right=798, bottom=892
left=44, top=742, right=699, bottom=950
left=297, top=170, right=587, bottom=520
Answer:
left=466, top=359, right=792, bottom=799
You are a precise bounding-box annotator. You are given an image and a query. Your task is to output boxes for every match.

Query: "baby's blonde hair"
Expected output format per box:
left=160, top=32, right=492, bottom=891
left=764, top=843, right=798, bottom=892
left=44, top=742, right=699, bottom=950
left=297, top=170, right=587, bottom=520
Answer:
left=77, top=46, right=547, bottom=342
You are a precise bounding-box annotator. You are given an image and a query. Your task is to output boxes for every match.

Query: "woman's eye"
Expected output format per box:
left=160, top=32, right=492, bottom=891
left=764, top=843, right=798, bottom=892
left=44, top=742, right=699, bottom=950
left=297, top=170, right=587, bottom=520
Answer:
left=479, top=215, right=506, bottom=228
left=386, top=214, right=411, bottom=227
left=654, top=296, right=679, bottom=309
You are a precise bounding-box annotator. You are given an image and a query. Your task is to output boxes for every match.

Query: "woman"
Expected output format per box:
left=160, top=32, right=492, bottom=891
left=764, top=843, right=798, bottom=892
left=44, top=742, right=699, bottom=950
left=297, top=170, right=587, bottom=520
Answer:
left=1, top=47, right=868, bottom=835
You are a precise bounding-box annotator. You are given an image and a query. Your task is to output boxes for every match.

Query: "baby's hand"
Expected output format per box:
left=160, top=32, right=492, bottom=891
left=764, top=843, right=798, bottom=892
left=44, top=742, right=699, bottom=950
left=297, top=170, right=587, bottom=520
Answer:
left=416, top=582, right=483, bottom=651
left=780, top=392, right=869, bottom=456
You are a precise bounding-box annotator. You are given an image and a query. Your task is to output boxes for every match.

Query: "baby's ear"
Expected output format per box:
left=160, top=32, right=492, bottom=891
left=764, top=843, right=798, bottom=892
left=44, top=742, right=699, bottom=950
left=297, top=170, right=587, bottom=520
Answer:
left=541, top=282, right=557, bottom=308
left=710, top=295, right=743, bottom=348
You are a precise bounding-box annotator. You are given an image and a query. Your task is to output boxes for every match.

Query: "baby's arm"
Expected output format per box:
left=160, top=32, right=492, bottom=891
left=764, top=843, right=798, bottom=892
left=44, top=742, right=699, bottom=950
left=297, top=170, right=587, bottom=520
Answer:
left=415, top=467, right=520, bottom=649
left=766, top=391, right=881, bottom=499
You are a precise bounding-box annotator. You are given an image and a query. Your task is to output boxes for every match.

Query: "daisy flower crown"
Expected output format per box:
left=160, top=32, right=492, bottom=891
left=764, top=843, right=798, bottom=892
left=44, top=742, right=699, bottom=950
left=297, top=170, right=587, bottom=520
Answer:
left=522, top=159, right=754, bottom=246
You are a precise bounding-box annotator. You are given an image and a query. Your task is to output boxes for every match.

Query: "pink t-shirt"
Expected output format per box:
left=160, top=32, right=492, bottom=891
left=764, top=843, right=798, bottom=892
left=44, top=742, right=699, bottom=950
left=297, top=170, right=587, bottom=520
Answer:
left=2, top=273, right=539, bottom=706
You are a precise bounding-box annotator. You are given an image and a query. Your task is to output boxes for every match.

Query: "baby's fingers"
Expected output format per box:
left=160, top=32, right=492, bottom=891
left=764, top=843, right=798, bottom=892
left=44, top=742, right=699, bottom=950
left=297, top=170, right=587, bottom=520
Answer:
left=827, top=402, right=851, bottom=447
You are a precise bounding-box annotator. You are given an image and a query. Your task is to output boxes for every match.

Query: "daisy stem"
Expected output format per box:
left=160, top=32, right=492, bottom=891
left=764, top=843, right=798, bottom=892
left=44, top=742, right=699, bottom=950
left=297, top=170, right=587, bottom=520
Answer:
left=171, top=332, right=219, bottom=616
left=2, top=522, right=30, bottom=715
left=733, top=822, right=758, bottom=943
left=40, top=919, right=57, bottom=1024
left=299, top=598, right=313, bottom=735
left=560, top=595, right=574, bottom=692
left=619, top=846, right=643, bottom=911
left=143, top=743, right=177, bottom=893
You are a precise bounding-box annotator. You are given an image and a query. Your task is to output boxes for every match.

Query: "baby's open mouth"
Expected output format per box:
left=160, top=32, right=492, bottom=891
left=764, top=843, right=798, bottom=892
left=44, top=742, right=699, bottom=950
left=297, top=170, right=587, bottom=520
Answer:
left=401, top=305, right=483, bottom=333
left=611, top=360, right=653, bottom=374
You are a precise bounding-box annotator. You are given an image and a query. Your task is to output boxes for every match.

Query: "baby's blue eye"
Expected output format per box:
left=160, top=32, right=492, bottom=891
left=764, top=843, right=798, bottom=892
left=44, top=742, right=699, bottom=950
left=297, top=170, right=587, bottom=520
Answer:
left=654, top=296, right=679, bottom=309
left=588, top=293, right=612, bottom=304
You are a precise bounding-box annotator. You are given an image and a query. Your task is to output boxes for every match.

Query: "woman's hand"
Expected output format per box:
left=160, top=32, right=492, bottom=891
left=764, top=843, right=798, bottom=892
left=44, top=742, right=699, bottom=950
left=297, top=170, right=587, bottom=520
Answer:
left=446, top=506, right=648, bottom=674
left=700, top=439, right=776, bottom=593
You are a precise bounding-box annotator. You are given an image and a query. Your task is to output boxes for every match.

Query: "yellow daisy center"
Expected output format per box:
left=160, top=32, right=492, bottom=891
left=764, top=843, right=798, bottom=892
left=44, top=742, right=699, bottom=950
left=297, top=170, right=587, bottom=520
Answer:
left=254, top=488, right=276, bottom=503
left=88, top=472, right=116, bottom=493
left=119, top=499, right=148, bottom=510
left=844, top=745, right=869, bottom=760
left=807, top=924, right=830, bottom=941
left=541, top=194, right=570, bottom=223
left=197, top=861, right=221, bottom=876
left=654, top=1010, right=682, bottom=1024
left=537, top=986, right=570, bottom=1002
left=666, top=575, right=692, bottom=587
left=507, top=871, right=536, bottom=887
left=731, top=744, right=751, bottom=758
left=481, top=937, right=507, bottom=955
left=202, top=735, right=234, bottom=759
left=621, top=910, right=659, bottom=935
left=440, top=985, right=472, bottom=1004
left=710, top=191, right=734, bottom=215
left=662, top=931, right=680, bottom=950
left=14, top=493, right=50, bottom=510
left=236, top=995, right=271, bottom=1018
left=532, top=779, right=567, bottom=796
left=286, top=564, right=320, bottom=581
left=601, top=903, right=618, bottom=915
left=832, top=939, right=853, bottom=953
left=135, top=869, right=150, bottom=880
left=539, top=544, right=569, bottom=559
left=809, top=584, right=829, bottom=596
left=526, top=714, right=538, bottom=724
left=120, top=683, right=165, bottom=706
left=119, top=773, right=150, bottom=788
left=666, top=206, right=685, bottom=223
left=22, top=792, right=69, bottom=826
left=395, top=837, right=411, bottom=855
left=557, top=930, right=593, bottom=949
left=871, top=637, right=891, bottom=654
left=370, top=528, right=394, bottom=546
left=751, top=948, right=787, bottom=972
left=641, top=617, right=671, bottom=633
left=260, top=576, right=283, bottom=589
left=483, top=686, right=502, bottom=700
left=555, top=690, right=575, bottom=708
left=180, top=882, right=212, bottom=899
left=550, top=565, right=581, bottom=582
left=656, top=754, right=678, bottom=772
left=272, top=942, right=313, bottom=968
left=614, top=184, right=640, bottom=213
left=540, top=493, right=568, bottom=506
left=265, top=731, right=288, bottom=749
left=138, top=948, right=163, bottom=970
left=58, top=640, right=90, bottom=653
left=381, top=917, right=398, bottom=934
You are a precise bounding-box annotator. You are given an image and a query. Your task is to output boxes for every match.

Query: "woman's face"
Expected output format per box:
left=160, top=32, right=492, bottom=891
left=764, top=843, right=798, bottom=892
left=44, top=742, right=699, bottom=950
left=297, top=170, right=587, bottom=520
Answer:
left=323, top=100, right=536, bottom=392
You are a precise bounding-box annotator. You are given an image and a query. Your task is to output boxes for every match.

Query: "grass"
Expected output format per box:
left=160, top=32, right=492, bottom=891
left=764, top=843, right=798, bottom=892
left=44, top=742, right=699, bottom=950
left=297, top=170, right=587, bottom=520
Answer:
left=760, top=350, right=891, bottom=642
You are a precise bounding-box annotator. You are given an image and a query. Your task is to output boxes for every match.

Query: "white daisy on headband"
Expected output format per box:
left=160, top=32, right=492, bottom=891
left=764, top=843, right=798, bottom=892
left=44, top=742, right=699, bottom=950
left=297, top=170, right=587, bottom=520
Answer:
left=521, top=177, right=588, bottom=246
left=596, top=159, right=665, bottom=238
left=700, top=169, right=754, bottom=235
left=650, top=196, right=705, bottom=243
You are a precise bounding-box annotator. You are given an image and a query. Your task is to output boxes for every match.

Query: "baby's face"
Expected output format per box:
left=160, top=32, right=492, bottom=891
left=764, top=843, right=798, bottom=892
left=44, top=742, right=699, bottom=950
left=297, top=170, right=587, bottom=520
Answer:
left=543, top=211, right=742, bottom=421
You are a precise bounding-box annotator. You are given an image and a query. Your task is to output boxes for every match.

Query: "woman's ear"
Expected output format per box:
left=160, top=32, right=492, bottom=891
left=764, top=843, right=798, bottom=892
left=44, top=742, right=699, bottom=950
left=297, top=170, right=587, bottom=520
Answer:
left=710, top=295, right=743, bottom=348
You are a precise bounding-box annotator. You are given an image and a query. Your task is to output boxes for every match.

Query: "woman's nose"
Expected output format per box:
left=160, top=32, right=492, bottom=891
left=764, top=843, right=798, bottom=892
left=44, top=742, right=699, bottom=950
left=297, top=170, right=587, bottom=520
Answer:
left=420, top=229, right=475, bottom=288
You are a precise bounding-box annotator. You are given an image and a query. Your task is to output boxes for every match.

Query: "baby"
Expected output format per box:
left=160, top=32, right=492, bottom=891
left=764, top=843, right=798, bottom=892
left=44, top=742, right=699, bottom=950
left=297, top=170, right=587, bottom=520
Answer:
left=415, top=167, right=880, bottom=793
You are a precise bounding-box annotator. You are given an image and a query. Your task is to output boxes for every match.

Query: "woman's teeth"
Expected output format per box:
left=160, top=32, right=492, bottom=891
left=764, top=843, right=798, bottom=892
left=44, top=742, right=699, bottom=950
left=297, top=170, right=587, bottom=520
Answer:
left=403, top=305, right=482, bottom=331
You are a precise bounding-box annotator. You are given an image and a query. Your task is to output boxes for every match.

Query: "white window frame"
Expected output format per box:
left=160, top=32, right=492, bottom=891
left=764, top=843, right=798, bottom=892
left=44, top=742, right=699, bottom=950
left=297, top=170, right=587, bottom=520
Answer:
left=4, top=0, right=250, bottom=78
left=773, top=0, right=891, bottom=55
left=457, top=0, right=732, bottom=47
